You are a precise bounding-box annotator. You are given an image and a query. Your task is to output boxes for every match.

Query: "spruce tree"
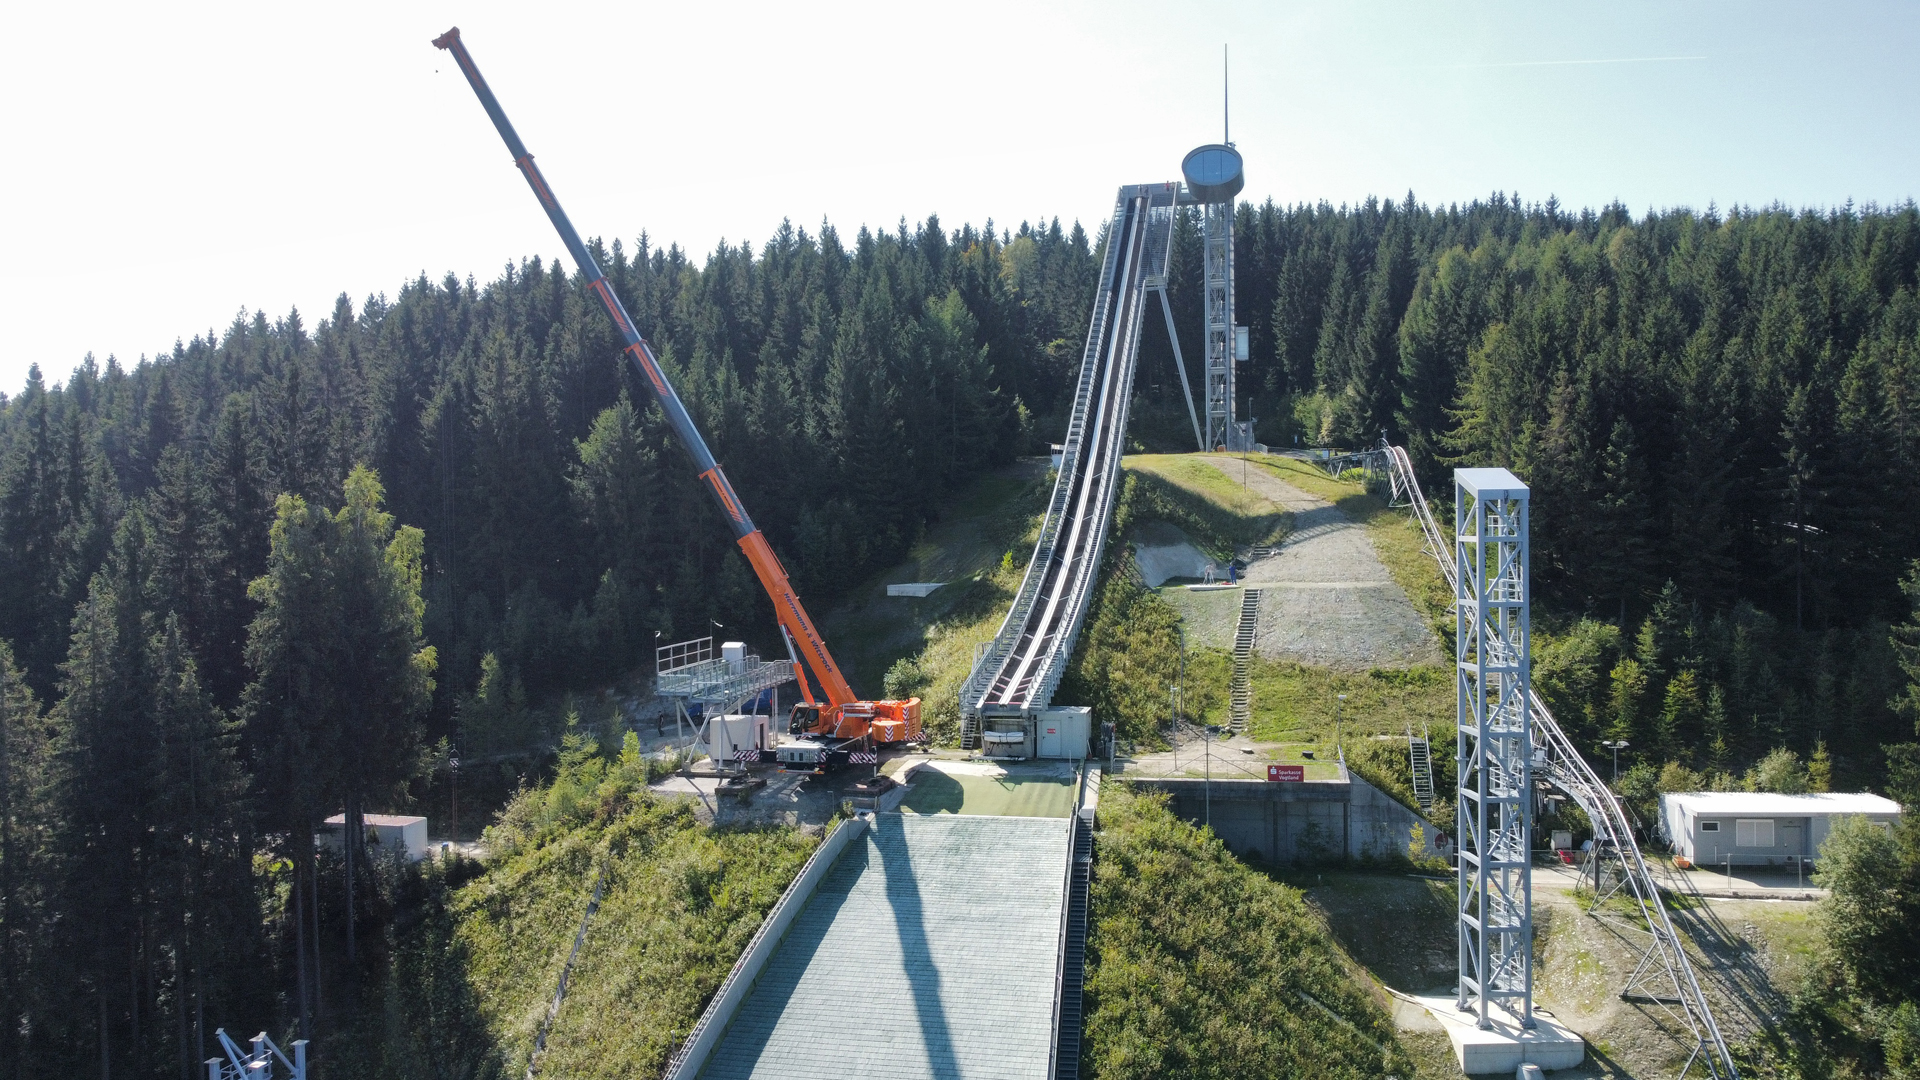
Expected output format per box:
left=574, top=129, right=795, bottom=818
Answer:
left=0, top=642, right=48, bottom=1079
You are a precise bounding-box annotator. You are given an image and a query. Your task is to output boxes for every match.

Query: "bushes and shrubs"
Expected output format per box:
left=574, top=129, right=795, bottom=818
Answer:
left=323, top=727, right=817, bottom=1078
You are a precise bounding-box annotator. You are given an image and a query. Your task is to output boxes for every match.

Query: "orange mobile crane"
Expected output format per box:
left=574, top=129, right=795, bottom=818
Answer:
left=433, top=28, right=919, bottom=771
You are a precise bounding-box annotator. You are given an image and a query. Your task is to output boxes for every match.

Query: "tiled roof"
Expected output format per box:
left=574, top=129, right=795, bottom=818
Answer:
left=699, top=813, right=1070, bottom=1080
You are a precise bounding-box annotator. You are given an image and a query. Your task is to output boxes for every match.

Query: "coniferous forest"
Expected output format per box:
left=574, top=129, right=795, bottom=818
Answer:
left=6, top=195, right=1920, bottom=1075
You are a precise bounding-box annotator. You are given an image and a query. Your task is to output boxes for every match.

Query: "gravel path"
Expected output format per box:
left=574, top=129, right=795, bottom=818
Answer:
left=1200, top=455, right=1442, bottom=669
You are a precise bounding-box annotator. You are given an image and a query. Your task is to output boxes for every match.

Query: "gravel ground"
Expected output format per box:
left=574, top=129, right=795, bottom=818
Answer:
left=1326, top=863, right=1808, bottom=1079
left=1197, top=455, right=1442, bottom=669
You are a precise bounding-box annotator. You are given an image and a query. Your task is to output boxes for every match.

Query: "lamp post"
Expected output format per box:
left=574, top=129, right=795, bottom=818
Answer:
left=1334, top=693, right=1347, bottom=758
left=1602, top=739, right=1629, bottom=783
left=1170, top=684, right=1181, bottom=770
left=449, top=752, right=460, bottom=844
left=1203, top=724, right=1214, bottom=828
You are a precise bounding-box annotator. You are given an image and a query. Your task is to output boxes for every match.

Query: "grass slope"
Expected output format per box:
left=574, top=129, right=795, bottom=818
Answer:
left=1122, top=454, right=1290, bottom=556
left=819, top=460, right=1052, bottom=742
left=1083, top=783, right=1414, bottom=1079
left=440, top=735, right=818, bottom=1077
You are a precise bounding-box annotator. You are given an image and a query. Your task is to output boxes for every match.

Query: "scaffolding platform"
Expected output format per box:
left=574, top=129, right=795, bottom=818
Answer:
left=654, top=638, right=795, bottom=744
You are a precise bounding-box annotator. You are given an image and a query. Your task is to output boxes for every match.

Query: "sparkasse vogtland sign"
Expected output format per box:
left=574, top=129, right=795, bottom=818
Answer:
left=1267, top=764, right=1304, bottom=782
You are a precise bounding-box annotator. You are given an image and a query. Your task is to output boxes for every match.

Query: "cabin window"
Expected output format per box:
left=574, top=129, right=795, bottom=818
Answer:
left=1735, top=819, right=1775, bottom=847
left=1699, top=821, right=1720, bottom=833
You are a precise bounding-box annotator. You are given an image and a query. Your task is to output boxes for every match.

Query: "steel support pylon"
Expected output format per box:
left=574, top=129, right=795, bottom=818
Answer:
left=1454, top=468, right=1533, bottom=1030
left=1201, top=199, right=1237, bottom=451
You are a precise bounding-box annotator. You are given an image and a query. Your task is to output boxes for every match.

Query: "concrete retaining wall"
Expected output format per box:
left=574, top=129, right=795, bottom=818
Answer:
left=1131, top=773, right=1448, bottom=864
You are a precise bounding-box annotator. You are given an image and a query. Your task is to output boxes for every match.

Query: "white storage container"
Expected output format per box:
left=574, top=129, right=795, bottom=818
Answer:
left=708, top=713, right=768, bottom=764
left=1036, top=707, right=1091, bottom=759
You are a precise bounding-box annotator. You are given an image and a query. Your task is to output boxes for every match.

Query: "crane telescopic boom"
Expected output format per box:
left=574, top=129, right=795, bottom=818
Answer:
left=432, top=26, right=857, bottom=711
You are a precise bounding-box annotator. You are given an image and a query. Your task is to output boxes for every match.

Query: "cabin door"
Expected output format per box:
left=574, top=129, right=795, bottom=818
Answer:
left=1782, top=821, right=1804, bottom=862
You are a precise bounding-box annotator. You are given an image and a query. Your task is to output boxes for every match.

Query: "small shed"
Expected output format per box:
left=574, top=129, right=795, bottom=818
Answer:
left=319, top=814, right=431, bottom=862
left=705, top=713, right=769, bottom=765
left=978, top=707, right=1092, bottom=761
left=1036, top=707, right=1091, bottom=760
left=1659, top=792, right=1901, bottom=867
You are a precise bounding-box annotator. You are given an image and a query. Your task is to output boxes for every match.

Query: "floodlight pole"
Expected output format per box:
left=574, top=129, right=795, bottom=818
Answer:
left=1602, top=740, right=1629, bottom=783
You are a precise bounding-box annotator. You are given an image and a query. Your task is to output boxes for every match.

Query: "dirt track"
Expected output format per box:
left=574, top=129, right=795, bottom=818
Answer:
left=1199, top=455, right=1441, bottom=669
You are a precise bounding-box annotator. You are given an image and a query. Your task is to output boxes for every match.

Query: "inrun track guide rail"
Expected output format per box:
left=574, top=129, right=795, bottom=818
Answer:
left=960, top=184, right=1178, bottom=729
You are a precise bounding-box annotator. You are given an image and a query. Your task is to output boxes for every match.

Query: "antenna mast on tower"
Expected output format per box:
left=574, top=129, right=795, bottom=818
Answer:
left=1181, top=45, right=1250, bottom=452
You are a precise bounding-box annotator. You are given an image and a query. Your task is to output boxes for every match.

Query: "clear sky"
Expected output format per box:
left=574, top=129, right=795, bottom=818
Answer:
left=2, top=0, right=1915, bottom=397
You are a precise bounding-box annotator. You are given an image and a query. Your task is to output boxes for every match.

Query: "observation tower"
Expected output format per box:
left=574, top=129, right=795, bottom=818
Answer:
left=1181, top=139, right=1250, bottom=451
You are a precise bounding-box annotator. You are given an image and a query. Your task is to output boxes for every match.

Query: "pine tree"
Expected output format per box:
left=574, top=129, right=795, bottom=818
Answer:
left=0, top=366, right=62, bottom=696
left=46, top=510, right=157, bottom=1072
left=205, top=394, right=266, bottom=707
left=143, top=614, right=253, bottom=1078
left=147, top=445, right=221, bottom=672
left=241, top=489, right=339, bottom=1039
left=246, top=467, right=434, bottom=969
left=0, top=642, right=49, bottom=1079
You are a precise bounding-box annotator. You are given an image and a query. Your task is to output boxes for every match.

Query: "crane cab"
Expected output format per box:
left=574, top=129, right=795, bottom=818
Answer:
left=776, top=698, right=923, bottom=774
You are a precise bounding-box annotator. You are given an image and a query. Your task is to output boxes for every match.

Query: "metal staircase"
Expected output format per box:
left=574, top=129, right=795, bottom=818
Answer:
left=1377, top=443, right=1740, bottom=1080
left=1052, top=815, right=1094, bottom=1079
left=960, top=711, right=983, bottom=751
left=1229, top=588, right=1260, bottom=733
left=1408, top=725, right=1435, bottom=814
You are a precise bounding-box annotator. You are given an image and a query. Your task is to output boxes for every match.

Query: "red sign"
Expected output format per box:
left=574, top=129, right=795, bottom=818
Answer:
left=1267, top=764, right=1305, bottom=782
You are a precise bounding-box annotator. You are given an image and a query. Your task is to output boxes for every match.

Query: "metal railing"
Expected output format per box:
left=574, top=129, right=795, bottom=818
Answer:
left=957, top=192, right=1127, bottom=717
left=1048, top=766, right=1100, bottom=1079
left=1377, top=444, right=1738, bottom=1080
left=962, top=186, right=1173, bottom=719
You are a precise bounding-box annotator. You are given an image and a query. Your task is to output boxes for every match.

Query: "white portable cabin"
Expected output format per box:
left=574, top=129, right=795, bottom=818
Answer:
left=319, top=814, right=430, bottom=862
left=1659, top=791, right=1901, bottom=866
left=705, top=713, right=770, bottom=765
left=979, top=706, right=1092, bottom=760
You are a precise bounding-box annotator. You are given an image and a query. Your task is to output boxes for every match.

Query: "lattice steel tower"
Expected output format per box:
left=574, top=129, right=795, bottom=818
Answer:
left=1454, top=468, right=1534, bottom=1030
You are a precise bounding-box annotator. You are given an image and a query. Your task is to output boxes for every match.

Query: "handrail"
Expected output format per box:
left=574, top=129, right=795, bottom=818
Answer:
left=1045, top=811, right=1081, bottom=1078
left=1376, top=444, right=1738, bottom=1080
left=964, top=185, right=1174, bottom=717
left=1046, top=764, right=1100, bottom=1079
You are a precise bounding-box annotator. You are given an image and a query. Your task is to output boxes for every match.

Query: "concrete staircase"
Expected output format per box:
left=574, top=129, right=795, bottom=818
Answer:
left=1229, top=589, right=1261, bottom=734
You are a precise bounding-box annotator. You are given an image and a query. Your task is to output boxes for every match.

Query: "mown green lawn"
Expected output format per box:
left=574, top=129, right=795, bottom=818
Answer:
left=898, top=767, right=1078, bottom=818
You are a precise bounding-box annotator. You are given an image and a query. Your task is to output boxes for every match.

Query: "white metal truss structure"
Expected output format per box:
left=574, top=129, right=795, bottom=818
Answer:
left=1454, top=468, right=1535, bottom=1030
left=1201, top=199, right=1237, bottom=451
left=207, top=1030, right=305, bottom=1080
left=654, top=635, right=792, bottom=737
left=1374, top=442, right=1739, bottom=1079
